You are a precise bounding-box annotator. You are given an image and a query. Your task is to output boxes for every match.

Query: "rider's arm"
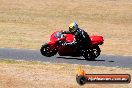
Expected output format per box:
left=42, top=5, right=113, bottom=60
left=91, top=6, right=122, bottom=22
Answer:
left=81, top=30, right=91, bottom=44
left=74, top=29, right=90, bottom=43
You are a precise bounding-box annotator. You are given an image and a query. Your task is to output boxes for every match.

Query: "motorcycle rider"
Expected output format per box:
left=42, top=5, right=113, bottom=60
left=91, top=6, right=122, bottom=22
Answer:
left=62, top=22, right=91, bottom=49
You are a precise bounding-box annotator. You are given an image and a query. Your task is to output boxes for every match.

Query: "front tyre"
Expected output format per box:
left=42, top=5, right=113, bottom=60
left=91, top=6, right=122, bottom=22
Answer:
left=40, top=43, right=57, bottom=57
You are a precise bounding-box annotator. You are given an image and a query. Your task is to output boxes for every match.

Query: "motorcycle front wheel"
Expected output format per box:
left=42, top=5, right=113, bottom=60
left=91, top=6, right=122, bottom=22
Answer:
left=40, top=43, right=57, bottom=57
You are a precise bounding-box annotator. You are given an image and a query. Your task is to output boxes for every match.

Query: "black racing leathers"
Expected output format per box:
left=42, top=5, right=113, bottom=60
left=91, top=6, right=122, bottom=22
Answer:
left=62, top=28, right=91, bottom=47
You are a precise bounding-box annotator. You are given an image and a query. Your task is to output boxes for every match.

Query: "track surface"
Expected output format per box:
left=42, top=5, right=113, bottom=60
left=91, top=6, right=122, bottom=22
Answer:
left=0, top=48, right=132, bottom=68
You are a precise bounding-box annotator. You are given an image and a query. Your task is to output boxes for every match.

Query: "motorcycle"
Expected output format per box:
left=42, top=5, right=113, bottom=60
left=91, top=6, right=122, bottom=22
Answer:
left=40, top=31, right=104, bottom=60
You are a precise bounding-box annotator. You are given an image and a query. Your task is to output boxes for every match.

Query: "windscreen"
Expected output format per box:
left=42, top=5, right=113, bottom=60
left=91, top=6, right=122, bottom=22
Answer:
left=54, top=32, right=63, bottom=38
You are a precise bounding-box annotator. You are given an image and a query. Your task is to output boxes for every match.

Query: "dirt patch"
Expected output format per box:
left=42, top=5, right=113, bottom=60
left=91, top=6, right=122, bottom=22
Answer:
left=0, top=60, right=131, bottom=88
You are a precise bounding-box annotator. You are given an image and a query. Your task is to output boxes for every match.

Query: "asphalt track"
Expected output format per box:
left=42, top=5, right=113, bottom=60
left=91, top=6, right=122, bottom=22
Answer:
left=0, top=48, right=132, bottom=68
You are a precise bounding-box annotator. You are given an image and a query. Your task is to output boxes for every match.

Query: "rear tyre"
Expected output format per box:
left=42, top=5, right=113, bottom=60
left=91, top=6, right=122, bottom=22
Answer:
left=92, top=46, right=101, bottom=58
left=82, top=49, right=95, bottom=61
left=82, top=46, right=101, bottom=61
left=40, top=43, right=57, bottom=57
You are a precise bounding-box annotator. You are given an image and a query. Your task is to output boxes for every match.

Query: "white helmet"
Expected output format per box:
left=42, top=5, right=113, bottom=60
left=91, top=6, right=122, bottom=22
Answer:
left=69, top=22, right=78, bottom=33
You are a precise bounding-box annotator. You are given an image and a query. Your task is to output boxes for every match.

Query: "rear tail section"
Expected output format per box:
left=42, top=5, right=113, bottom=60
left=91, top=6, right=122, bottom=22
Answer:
left=90, top=36, right=104, bottom=45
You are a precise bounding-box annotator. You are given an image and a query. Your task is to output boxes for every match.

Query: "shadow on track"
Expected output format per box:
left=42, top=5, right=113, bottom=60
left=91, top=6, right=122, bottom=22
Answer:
left=108, top=61, right=114, bottom=62
left=56, top=56, right=106, bottom=61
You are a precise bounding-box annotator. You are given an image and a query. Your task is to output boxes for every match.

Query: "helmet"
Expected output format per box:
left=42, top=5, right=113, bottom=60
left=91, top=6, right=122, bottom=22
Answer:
left=69, top=22, right=78, bottom=33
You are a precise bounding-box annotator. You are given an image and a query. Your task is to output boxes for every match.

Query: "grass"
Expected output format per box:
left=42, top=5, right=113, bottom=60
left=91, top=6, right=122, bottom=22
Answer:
left=0, top=59, right=44, bottom=65
left=0, top=59, right=131, bottom=88
left=0, top=0, right=132, bottom=55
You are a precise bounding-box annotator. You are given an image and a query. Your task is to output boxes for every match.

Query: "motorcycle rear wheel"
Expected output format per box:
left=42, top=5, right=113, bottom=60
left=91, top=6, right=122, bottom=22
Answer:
left=40, top=43, right=57, bottom=57
left=92, top=46, right=101, bottom=58
left=82, top=49, right=95, bottom=61
left=82, top=46, right=101, bottom=61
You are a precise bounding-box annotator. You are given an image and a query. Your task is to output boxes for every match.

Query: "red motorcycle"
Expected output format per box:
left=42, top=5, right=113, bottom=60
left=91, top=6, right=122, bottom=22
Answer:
left=40, top=31, right=104, bottom=60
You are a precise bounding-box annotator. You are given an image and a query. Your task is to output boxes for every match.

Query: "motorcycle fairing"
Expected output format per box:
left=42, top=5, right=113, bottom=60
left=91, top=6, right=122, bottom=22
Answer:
left=90, top=36, right=104, bottom=45
left=48, top=31, right=104, bottom=47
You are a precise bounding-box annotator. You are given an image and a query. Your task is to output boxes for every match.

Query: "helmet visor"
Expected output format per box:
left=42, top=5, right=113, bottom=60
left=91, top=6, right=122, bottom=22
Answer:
left=69, top=26, right=75, bottom=32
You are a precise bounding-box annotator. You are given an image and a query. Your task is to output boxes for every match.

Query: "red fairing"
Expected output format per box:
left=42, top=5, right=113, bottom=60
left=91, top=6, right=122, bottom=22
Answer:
left=90, top=36, right=104, bottom=45
left=50, top=31, right=59, bottom=42
left=49, top=31, right=104, bottom=45
left=48, top=41, right=56, bottom=45
left=65, top=34, right=74, bottom=43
